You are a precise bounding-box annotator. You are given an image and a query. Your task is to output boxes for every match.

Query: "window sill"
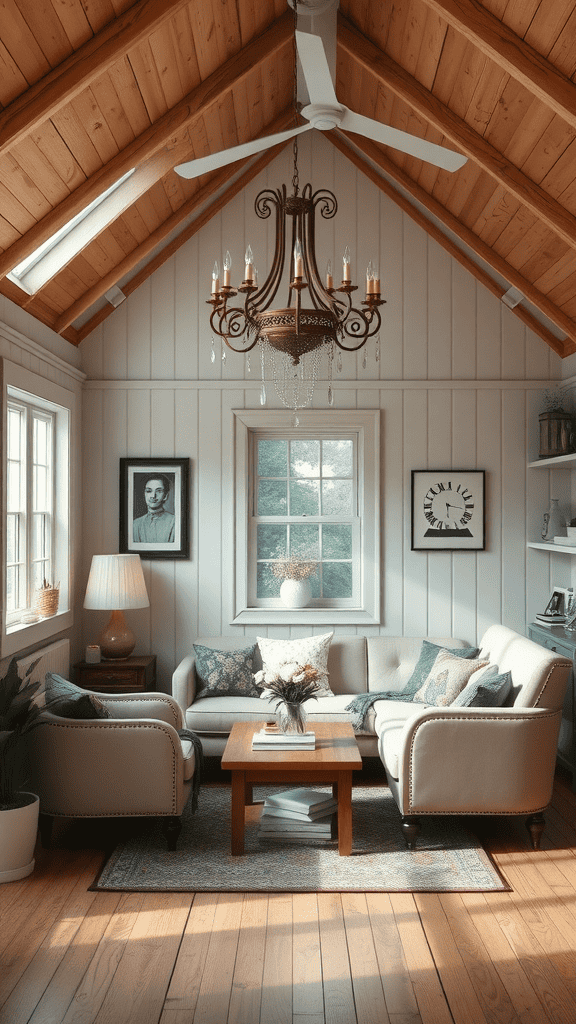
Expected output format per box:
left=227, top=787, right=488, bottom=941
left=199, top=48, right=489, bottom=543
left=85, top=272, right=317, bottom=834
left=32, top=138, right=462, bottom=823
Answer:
left=231, top=608, right=380, bottom=626
left=2, top=609, right=73, bottom=658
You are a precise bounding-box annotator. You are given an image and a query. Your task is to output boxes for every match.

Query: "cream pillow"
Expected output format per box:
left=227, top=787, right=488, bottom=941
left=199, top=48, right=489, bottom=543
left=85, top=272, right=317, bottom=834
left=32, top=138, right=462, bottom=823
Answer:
left=256, top=632, right=334, bottom=696
left=413, top=649, right=489, bottom=707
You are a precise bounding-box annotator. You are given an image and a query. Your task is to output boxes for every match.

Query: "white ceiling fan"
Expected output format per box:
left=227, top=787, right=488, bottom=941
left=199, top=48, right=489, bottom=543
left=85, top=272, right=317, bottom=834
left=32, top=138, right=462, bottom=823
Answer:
left=174, top=6, right=467, bottom=181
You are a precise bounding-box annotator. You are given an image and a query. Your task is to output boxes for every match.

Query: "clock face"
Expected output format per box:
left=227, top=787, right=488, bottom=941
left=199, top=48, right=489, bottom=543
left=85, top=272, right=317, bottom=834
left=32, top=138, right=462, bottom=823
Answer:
left=423, top=480, right=474, bottom=536
left=411, top=470, right=485, bottom=551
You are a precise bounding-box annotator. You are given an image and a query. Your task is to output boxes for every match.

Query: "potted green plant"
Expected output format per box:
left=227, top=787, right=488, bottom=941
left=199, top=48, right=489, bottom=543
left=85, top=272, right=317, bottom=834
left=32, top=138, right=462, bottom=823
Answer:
left=0, top=656, right=42, bottom=883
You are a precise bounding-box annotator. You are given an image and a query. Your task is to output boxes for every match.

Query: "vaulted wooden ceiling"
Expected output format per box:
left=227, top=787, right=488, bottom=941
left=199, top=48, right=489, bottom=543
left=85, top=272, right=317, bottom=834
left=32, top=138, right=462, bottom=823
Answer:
left=1, top=0, right=576, bottom=356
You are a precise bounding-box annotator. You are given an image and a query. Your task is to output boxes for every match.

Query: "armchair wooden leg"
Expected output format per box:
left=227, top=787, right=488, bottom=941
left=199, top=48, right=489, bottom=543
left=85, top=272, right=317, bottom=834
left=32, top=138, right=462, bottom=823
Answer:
left=401, top=815, right=420, bottom=850
left=39, top=813, right=53, bottom=848
left=163, top=815, right=182, bottom=851
left=526, top=812, right=545, bottom=850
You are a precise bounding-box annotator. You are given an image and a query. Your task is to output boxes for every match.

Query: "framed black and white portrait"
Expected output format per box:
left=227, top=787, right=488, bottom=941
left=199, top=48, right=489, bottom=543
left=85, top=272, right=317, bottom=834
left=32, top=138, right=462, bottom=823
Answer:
left=120, top=458, right=190, bottom=559
left=411, top=470, right=485, bottom=551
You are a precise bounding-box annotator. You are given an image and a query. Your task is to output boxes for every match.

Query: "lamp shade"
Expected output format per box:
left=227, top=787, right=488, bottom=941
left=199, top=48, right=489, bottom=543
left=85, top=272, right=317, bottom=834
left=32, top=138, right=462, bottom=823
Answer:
left=84, top=554, right=149, bottom=610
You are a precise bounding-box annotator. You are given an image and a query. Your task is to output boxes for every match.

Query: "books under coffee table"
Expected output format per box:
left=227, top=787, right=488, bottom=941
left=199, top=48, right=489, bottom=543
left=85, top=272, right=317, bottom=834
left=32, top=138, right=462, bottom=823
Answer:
left=221, top=721, right=362, bottom=857
left=258, top=787, right=338, bottom=843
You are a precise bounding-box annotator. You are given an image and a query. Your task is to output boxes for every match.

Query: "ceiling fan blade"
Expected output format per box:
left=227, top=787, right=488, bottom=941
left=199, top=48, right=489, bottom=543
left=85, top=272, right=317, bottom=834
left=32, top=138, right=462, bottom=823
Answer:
left=295, top=30, right=338, bottom=108
left=174, top=123, right=312, bottom=179
left=340, top=108, right=467, bottom=172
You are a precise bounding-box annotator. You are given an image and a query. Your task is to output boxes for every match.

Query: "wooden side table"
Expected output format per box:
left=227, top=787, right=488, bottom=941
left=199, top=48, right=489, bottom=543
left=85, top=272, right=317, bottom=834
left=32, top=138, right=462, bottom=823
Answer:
left=75, top=655, right=157, bottom=694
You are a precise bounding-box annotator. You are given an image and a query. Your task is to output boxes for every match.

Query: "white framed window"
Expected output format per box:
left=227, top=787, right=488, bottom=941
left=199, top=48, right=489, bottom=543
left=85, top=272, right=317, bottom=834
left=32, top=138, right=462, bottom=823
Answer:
left=230, top=409, right=380, bottom=625
left=2, top=360, right=74, bottom=656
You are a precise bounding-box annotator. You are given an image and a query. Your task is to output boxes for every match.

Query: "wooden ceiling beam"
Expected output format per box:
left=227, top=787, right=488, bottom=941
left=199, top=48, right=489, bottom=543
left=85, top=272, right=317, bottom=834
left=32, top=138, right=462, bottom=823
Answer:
left=330, top=130, right=575, bottom=357
left=0, top=10, right=292, bottom=283
left=338, top=14, right=576, bottom=255
left=417, top=0, right=576, bottom=131
left=0, top=0, right=194, bottom=159
left=55, top=140, right=291, bottom=339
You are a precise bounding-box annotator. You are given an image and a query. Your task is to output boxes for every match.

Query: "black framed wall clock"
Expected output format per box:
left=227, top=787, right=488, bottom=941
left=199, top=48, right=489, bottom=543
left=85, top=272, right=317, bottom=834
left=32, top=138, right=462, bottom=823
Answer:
left=411, top=470, right=486, bottom=551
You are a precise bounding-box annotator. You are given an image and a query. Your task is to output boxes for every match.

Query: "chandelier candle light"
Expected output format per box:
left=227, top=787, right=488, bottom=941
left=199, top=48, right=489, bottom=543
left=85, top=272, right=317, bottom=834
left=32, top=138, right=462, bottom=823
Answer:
left=206, top=172, right=385, bottom=414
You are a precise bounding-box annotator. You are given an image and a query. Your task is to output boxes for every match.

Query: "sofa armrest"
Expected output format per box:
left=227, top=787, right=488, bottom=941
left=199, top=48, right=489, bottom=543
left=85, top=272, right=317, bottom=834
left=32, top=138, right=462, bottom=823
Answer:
left=172, top=655, right=197, bottom=713
left=395, top=706, right=562, bottom=815
left=97, top=691, right=183, bottom=730
left=31, top=714, right=187, bottom=817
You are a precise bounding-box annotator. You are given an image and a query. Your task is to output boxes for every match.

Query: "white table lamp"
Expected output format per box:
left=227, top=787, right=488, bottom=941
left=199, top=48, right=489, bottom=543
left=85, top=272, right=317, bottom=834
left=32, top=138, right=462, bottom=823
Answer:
left=84, top=553, right=149, bottom=660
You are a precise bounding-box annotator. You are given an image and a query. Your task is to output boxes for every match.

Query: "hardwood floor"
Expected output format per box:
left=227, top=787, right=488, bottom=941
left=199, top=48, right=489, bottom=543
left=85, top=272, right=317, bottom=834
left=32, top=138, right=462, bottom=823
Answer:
left=1, top=766, right=576, bottom=1024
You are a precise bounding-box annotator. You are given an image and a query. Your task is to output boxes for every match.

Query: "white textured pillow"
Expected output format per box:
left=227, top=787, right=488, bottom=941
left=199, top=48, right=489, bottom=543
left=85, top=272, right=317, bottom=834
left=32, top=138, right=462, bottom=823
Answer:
left=413, top=649, right=489, bottom=707
left=256, top=632, right=334, bottom=696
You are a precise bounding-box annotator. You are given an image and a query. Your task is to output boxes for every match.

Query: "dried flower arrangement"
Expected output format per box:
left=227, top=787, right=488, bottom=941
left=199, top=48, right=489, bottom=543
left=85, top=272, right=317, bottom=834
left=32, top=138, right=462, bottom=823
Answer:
left=254, top=662, right=322, bottom=704
left=270, top=554, right=317, bottom=581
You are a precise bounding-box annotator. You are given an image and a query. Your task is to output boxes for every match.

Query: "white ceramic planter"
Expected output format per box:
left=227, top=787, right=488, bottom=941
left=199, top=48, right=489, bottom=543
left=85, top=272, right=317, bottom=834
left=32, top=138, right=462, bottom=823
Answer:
left=280, top=578, right=312, bottom=608
left=0, top=792, right=39, bottom=884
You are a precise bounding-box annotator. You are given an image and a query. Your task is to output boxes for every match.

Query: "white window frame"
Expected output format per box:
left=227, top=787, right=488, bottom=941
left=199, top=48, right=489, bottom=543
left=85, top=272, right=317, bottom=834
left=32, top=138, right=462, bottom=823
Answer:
left=2, top=360, right=74, bottom=656
left=230, top=409, right=380, bottom=625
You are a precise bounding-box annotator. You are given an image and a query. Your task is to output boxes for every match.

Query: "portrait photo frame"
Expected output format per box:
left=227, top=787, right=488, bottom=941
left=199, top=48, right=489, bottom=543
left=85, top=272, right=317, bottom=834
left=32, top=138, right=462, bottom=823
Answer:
left=119, top=457, right=190, bottom=559
left=411, top=469, right=486, bottom=551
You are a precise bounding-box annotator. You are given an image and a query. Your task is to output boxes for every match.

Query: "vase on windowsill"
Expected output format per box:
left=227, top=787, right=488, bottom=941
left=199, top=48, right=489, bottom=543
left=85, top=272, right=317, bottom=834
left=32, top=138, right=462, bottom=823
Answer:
left=272, top=555, right=316, bottom=608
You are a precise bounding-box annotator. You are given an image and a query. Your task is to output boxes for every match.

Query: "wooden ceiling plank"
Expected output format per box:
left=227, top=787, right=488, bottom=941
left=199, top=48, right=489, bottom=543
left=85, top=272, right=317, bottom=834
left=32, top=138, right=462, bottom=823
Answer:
left=82, top=0, right=118, bottom=34
left=0, top=41, right=29, bottom=106
left=1, top=1, right=52, bottom=84
left=329, top=129, right=575, bottom=353
left=535, top=250, right=576, bottom=296
left=417, top=0, right=576, bottom=130
left=29, top=121, right=86, bottom=193
left=338, top=13, right=576, bottom=254
left=147, top=20, right=190, bottom=111
left=415, top=7, right=449, bottom=90
left=524, top=0, right=575, bottom=57
left=429, top=24, right=470, bottom=105
left=89, top=73, right=138, bottom=151
left=546, top=9, right=576, bottom=79
left=168, top=7, right=202, bottom=97
left=0, top=152, right=55, bottom=219
left=10, top=136, right=73, bottom=206
left=49, top=103, right=104, bottom=177
left=0, top=13, right=292, bottom=281
left=48, top=0, right=93, bottom=49
left=0, top=0, right=196, bottom=158
left=69, top=140, right=291, bottom=341
left=106, top=56, right=152, bottom=137
left=69, top=87, right=121, bottom=164
left=15, top=0, right=75, bottom=67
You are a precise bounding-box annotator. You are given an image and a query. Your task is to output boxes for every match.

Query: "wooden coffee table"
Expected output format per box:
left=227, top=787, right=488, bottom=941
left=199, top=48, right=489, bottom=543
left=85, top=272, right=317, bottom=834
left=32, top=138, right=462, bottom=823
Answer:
left=221, top=721, right=362, bottom=856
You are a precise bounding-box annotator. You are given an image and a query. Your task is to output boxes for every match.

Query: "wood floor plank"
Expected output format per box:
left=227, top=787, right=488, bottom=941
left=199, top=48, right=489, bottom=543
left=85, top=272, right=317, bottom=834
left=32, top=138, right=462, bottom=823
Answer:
left=341, top=891, right=391, bottom=1024
left=292, top=893, right=324, bottom=1018
left=188, top=893, right=244, bottom=1024
left=414, top=894, right=490, bottom=1024
left=90, top=894, right=191, bottom=1024
left=260, top=893, right=293, bottom=1024
left=366, top=892, right=421, bottom=1022
left=317, top=893, right=357, bottom=1024
left=0, top=856, right=109, bottom=1024
left=228, top=892, right=267, bottom=1024
left=160, top=892, right=219, bottom=1021
left=389, top=893, right=453, bottom=1024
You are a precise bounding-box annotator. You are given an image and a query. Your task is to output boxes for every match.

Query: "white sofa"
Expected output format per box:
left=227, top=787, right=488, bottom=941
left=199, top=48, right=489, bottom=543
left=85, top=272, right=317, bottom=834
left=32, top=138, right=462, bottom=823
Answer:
left=172, top=626, right=571, bottom=848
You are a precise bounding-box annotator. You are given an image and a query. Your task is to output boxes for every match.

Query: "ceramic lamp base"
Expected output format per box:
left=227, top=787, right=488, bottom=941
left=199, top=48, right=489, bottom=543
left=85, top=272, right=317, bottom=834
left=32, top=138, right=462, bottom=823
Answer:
left=99, top=609, right=135, bottom=660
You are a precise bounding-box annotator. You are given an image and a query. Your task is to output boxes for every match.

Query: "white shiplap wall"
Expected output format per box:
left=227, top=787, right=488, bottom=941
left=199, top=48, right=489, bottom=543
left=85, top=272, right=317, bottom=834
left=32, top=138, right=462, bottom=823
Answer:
left=80, top=134, right=565, bottom=692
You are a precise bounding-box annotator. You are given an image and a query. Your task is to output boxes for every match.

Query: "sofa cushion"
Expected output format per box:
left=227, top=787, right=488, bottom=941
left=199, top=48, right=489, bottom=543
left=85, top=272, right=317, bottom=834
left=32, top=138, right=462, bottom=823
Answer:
left=193, top=643, right=260, bottom=698
left=414, top=650, right=489, bottom=706
left=375, top=701, right=430, bottom=779
left=45, top=672, right=110, bottom=719
left=257, top=633, right=334, bottom=695
left=451, top=665, right=512, bottom=708
left=185, top=692, right=377, bottom=736
left=407, top=641, right=481, bottom=698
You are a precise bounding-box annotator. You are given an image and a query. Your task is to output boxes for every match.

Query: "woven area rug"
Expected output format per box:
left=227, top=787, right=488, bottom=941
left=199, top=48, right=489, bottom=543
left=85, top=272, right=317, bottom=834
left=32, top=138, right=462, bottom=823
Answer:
left=92, top=784, right=509, bottom=893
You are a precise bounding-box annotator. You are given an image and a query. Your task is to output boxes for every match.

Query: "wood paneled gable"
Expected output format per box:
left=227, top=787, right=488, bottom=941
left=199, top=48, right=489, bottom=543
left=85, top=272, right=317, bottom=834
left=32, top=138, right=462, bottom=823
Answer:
left=0, top=0, right=576, bottom=356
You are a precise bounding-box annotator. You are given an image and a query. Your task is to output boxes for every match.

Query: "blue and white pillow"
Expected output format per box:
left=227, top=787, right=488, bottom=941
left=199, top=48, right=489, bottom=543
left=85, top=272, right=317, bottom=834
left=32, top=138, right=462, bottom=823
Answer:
left=451, top=665, right=512, bottom=708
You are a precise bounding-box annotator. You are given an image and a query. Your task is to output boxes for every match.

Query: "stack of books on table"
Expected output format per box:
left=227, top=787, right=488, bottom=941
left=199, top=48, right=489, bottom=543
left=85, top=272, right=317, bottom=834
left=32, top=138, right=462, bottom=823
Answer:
left=258, top=788, right=337, bottom=844
left=252, top=727, right=316, bottom=751
left=535, top=613, right=566, bottom=628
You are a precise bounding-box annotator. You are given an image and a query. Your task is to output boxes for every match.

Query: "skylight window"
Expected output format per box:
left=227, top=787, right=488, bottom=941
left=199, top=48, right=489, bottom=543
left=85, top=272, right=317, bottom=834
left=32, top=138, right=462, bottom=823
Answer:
left=8, top=169, right=135, bottom=296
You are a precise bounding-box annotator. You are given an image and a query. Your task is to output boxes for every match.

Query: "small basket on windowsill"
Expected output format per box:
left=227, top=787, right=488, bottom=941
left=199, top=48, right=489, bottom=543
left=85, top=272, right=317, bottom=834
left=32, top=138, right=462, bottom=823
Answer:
left=36, top=579, right=60, bottom=618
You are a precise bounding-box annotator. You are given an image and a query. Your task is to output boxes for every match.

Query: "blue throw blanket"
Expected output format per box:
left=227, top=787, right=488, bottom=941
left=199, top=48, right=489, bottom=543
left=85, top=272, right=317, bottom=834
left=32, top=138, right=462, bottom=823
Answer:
left=345, top=687, right=420, bottom=731
left=178, top=728, right=204, bottom=813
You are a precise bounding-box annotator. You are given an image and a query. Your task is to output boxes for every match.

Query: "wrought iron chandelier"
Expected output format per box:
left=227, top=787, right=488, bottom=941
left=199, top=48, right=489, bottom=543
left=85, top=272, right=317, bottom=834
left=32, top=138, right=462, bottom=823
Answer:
left=207, top=8, right=386, bottom=414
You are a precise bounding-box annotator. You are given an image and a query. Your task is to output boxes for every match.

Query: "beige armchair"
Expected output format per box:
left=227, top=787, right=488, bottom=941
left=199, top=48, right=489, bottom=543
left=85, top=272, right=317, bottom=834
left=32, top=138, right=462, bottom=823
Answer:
left=29, top=692, right=196, bottom=849
left=377, top=625, right=572, bottom=850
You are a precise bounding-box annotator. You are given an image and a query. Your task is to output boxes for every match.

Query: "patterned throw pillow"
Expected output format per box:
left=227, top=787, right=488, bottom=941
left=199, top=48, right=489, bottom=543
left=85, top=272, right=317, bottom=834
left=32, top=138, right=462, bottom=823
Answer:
left=451, top=665, right=512, bottom=708
left=193, top=643, right=260, bottom=698
left=256, top=632, right=334, bottom=696
left=413, top=650, right=489, bottom=707
left=45, top=673, right=110, bottom=719
left=406, top=640, right=480, bottom=697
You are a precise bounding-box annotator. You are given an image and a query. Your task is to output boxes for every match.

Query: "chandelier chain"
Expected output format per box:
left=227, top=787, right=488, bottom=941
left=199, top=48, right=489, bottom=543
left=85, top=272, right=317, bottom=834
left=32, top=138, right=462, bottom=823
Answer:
left=292, top=0, right=300, bottom=196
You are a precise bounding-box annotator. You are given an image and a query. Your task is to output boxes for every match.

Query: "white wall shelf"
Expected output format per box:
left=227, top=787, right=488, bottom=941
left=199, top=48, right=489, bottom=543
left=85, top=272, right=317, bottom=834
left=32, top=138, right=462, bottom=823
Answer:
left=529, top=453, right=576, bottom=468
left=528, top=542, right=576, bottom=554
